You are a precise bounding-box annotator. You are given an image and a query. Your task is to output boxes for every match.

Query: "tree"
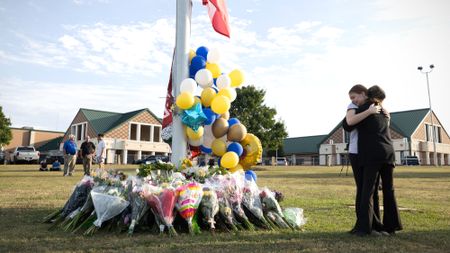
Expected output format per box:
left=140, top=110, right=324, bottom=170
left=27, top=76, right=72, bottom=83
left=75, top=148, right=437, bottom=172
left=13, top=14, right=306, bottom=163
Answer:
left=229, top=86, right=288, bottom=153
left=0, top=106, right=12, bottom=148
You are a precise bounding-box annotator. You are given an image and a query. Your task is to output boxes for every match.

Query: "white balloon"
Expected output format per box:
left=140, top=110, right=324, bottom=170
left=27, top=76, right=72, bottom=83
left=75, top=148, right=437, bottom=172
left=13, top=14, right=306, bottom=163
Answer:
left=195, top=69, right=213, bottom=88
left=216, top=74, right=231, bottom=89
left=207, top=48, right=221, bottom=63
left=229, top=88, right=237, bottom=102
left=180, top=78, right=197, bottom=93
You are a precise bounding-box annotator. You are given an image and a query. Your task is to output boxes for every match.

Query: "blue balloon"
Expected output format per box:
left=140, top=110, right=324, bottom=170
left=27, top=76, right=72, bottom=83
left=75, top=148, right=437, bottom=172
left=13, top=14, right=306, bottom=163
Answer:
left=217, top=157, right=221, bottom=167
left=227, top=142, right=243, bottom=156
left=245, top=170, right=257, bottom=182
left=228, top=118, right=240, bottom=127
left=181, top=103, right=207, bottom=131
left=190, top=55, right=206, bottom=77
left=196, top=46, right=209, bottom=59
left=201, top=145, right=212, bottom=154
left=203, top=108, right=217, bottom=125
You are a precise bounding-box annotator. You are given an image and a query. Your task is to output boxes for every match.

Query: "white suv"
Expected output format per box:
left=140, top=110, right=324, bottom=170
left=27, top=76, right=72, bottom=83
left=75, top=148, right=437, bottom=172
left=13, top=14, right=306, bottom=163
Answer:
left=276, top=157, right=288, bottom=166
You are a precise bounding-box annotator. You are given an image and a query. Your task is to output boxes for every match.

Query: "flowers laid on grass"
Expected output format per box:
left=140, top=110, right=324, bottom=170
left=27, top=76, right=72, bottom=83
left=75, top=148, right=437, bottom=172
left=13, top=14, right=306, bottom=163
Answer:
left=43, top=160, right=306, bottom=236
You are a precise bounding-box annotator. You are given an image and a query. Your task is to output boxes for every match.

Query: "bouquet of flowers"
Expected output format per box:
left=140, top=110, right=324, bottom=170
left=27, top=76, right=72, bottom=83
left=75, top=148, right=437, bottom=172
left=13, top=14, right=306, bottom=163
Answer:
left=199, top=186, right=219, bottom=230
left=176, top=181, right=203, bottom=234
left=44, top=176, right=94, bottom=229
left=282, top=207, right=307, bottom=230
left=260, top=187, right=293, bottom=230
left=242, top=179, right=273, bottom=230
left=84, top=185, right=129, bottom=235
left=126, top=177, right=149, bottom=236
left=143, top=184, right=178, bottom=236
left=207, top=175, right=240, bottom=232
left=224, top=173, right=254, bottom=231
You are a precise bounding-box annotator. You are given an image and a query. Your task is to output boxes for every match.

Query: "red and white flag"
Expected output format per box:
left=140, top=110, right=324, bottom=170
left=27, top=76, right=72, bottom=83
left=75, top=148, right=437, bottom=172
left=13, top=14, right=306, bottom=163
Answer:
left=202, top=0, right=230, bottom=38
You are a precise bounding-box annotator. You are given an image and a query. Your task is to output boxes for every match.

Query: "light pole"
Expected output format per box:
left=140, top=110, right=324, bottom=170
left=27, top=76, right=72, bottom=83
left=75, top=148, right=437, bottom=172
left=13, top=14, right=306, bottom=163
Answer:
left=417, top=64, right=438, bottom=166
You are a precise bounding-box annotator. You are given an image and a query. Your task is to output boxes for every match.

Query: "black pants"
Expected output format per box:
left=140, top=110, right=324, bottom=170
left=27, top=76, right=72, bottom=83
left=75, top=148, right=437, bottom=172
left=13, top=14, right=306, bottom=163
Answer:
left=349, top=154, right=381, bottom=230
left=359, top=163, right=403, bottom=233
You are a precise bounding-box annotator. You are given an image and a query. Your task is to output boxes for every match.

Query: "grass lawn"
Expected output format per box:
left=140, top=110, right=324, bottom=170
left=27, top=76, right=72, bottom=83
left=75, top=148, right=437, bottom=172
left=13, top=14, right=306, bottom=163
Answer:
left=0, top=164, right=449, bottom=253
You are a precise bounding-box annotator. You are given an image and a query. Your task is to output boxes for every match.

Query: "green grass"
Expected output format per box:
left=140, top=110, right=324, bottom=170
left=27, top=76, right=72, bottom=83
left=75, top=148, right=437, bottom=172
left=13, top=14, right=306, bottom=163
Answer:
left=1, top=164, right=449, bottom=253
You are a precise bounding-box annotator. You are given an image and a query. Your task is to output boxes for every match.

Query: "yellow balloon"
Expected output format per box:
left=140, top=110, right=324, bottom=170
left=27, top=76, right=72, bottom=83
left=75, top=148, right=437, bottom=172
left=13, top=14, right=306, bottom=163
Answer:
left=176, top=92, right=195, bottom=110
left=211, top=95, right=231, bottom=114
left=201, top=87, right=217, bottom=107
left=229, top=163, right=244, bottom=173
left=189, top=49, right=196, bottom=63
left=229, top=69, right=244, bottom=87
left=186, top=126, right=204, bottom=140
left=206, top=63, right=221, bottom=78
left=217, top=88, right=233, bottom=101
left=221, top=151, right=239, bottom=169
left=211, top=139, right=227, bottom=156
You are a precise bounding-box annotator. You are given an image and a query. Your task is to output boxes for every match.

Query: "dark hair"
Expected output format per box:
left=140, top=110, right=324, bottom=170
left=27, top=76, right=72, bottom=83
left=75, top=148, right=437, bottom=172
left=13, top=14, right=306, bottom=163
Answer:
left=367, top=85, right=386, bottom=103
left=348, top=84, right=367, bottom=94
left=98, top=133, right=104, bottom=138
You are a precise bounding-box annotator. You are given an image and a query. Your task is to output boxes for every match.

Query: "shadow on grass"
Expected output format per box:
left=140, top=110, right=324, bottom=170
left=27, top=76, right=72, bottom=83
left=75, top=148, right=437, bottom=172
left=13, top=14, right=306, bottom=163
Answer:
left=1, top=207, right=449, bottom=253
left=260, top=172, right=450, bottom=179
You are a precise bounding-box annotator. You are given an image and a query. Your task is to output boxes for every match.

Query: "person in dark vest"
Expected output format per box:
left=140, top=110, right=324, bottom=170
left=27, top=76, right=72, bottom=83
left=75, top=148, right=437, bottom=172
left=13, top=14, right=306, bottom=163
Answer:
left=351, top=85, right=403, bottom=236
left=80, top=136, right=96, bottom=176
left=342, top=84, right=382, bottom=234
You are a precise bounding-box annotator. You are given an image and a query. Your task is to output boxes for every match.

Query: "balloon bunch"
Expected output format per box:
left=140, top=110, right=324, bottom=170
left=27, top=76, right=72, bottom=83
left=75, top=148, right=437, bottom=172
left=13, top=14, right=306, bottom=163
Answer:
left=175, top=46, right=262, bottom=172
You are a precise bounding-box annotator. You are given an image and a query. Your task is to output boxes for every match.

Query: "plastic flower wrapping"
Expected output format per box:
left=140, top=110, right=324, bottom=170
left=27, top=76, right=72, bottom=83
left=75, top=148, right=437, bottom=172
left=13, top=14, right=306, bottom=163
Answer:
left=44, top=164, right=306, bottom=236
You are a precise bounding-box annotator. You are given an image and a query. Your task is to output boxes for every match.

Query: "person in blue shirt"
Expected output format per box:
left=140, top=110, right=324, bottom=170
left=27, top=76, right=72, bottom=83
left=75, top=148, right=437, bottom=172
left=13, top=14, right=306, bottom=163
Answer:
left=63, top=134, right=77, bottom=176
left=51, top=158, right=61, bottom=171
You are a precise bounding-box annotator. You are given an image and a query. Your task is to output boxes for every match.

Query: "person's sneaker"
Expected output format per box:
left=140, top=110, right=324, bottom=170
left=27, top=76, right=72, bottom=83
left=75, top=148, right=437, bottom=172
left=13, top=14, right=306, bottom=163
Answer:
left=68, top=173, right=73, bottom=176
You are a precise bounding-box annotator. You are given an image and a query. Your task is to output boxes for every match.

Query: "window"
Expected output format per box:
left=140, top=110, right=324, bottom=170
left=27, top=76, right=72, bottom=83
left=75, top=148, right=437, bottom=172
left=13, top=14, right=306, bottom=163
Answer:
left=153, top=126, right=161, bottom=142
left=435, top=126, right=441, bottom=143
left=71, top=122, right=87, bottom=141
left=343, top=130, right=350, bottom=144
left=140, top=125, right=151, bottom=141
left=129, top=123, right=159, bottom=142
left=425, top=124, right=431, bottom=141
left=130, top=124, right=137, bottom=140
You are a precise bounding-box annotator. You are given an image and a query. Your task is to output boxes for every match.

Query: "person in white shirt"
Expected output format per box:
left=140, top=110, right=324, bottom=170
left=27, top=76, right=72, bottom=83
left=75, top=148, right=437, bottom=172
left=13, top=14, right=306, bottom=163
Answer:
left=96, top=133, right=106, bottom=169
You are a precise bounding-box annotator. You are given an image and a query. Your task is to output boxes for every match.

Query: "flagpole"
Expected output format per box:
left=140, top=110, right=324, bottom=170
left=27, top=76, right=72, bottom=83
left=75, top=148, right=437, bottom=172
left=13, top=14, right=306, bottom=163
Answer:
left=171, top=0, right=191, bottom=165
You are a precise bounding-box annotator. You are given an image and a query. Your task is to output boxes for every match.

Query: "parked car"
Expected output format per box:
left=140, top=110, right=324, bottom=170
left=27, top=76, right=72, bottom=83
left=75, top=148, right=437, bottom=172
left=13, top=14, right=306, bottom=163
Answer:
left=134, top=155, right=170, bottom=165
left=276, top=157, right=288, bottom=166
left=10, top=146, right=40, bottom=164
left=402, top=156, right=420, bottom=165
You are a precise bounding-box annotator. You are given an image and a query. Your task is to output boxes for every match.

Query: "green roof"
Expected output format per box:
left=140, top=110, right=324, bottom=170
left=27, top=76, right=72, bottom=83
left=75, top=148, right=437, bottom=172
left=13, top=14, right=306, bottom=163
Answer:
left=318, top=108, right=431, bottom=146
left=37, top=136, right=63, bottom=152
left=283, top=135, right=328, bottom=155
left=80, top=108, right=161, bottom=135
left=389, top=108, right=429, bottom=137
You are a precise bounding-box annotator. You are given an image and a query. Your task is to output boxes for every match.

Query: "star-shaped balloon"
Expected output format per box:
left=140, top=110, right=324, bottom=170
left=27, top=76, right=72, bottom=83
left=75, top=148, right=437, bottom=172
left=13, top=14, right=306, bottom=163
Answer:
left=182, top=103, right=207, bottom=131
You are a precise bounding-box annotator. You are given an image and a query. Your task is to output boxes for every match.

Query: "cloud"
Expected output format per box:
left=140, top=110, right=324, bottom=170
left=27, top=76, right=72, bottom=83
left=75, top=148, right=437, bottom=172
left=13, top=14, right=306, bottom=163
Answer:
left=0, top=77, right=166, bottom=131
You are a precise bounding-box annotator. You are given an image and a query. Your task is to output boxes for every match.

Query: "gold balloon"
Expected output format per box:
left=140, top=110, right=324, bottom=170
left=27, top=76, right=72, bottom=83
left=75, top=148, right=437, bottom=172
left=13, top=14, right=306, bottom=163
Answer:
left=211, top=138, right=227, bottom=156
left=201, top=87, right=217, bottom=107
left=221, top=111, right=230, bottom=120
left=227, top=123, right=247, bottom=142
left=212, top=118, right=229, bottom=138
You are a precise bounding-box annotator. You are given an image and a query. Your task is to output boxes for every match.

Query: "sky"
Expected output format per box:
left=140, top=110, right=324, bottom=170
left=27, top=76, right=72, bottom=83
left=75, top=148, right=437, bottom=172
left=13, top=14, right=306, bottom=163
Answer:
left=0, top=0, right=449, bottom=138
